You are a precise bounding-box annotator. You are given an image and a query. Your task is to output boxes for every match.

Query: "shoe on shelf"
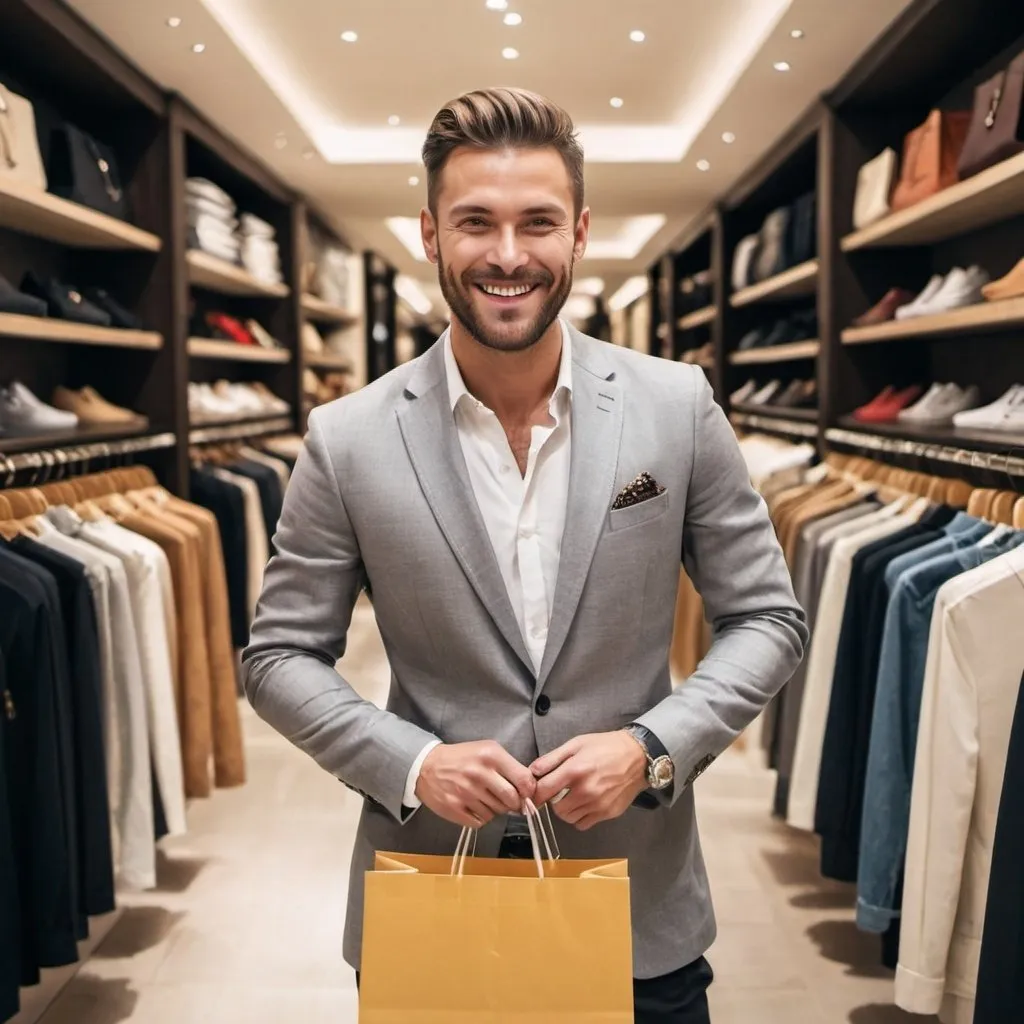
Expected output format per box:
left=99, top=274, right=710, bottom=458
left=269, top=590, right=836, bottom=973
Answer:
left=760, top=317, right=800, bottom=349
left=248, top=381, right=291, bottom=415
left=83, top=288, right=142, bottom=330
left=769, top=380, right=806, bottom=407
left=795, top=379, right=818, bottom=408
left=852, top=287, right=916, bottom=327
left=0, top=381, right=79, bottom=436
left=52, top=386, right=147, bottom=425
left=918, top=266, right=990, bottom=316
left=894, top=274, right=945, bottom=320
left=206, top=312, right=256, bottom=345
left=737, top=327, right=768, bottom=352
left=730, top=379, right=758, bottom=405
left=188, top=382, right=239, bottom=423
left=748, top=380, right=782, bottom=406
left=853, top=384, right=923, bottom=423
left=21, top=272, right=112, bottom=326
left=246, top=320, right=281, bottom=350
left=982, top=256, right=1024, bottom=303
left=898, top=383, right=980, bottom=426
left=0, top=272, right=47, bottom=318
left=952, top=385, right=1024, bottom=430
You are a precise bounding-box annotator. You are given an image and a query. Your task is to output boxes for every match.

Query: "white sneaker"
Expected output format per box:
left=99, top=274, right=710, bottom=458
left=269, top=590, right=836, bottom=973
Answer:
left=895, top=274, right=945, bottom=320
left=952, top=385, right=1023, bottom=429
left=901, top=383, right=979, bottom=425
left=731, top=379, right=758, bottom=405
left=749, top=380, right=782, bottom=406
left=0, top=381, right=79, bottom=435
left=919, top=266, right=990, bottom=316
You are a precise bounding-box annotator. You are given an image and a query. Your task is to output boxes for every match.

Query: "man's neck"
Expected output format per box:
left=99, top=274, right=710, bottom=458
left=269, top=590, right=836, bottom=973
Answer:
left=450, top=318, right=563, bottom=425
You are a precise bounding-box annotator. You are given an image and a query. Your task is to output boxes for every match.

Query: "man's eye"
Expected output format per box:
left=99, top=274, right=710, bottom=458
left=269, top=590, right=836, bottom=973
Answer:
left=529, top=218, right=554, bottom=228
left=461, top=217, right=488, bottom=228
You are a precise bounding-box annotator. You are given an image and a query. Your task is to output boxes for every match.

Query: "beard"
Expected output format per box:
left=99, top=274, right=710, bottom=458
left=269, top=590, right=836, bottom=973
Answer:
left=437, top=251, right=573, bottom=353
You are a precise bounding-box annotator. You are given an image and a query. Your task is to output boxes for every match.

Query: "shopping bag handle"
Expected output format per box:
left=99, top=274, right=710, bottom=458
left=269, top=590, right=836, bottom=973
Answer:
left=450, top=799, right=559, bottom=878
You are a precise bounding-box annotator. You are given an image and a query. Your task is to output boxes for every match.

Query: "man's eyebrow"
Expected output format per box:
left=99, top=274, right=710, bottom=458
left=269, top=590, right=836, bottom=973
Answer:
left=448, top=203, right=568, bottom=217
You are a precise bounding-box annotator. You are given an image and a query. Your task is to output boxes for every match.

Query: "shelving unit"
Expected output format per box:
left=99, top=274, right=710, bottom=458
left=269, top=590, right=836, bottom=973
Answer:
left=301, top=293, right=359, bottom=324
left=187, top=338, right=291, bottom=363
left=305, top=351, right=354, bottom=371
left=730, top=340, right=820, bottom=365
left=841, top=151, right=1024, bottom=251
left=730, top=260, right=818, bottom=307
left=731, top=404, right=818, bottom=423
left=842, top=298, right=1024, bottom=345
left=0, top=176, right=162, bottom=251
left=0, top=422, right=162, bottom=456
left=186, top=250, right=291, bottom=298
left=834, top=416, right=1024, bottom=457
left=678, top=306, right=716, bottom=330
left=0, top=314, right=163, bottom=350
left=730, top=410, right=819, bottom=440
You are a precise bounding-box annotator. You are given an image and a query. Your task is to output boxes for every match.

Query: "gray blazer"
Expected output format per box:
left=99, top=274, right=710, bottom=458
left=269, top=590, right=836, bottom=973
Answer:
left=242, top=325, right=807, bottom=979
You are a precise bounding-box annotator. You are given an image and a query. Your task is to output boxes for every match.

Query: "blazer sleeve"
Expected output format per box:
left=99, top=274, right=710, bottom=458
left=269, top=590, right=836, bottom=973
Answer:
left=635, top=370, right=808, bottom=801
left=241, top=408, right=440, bottom=822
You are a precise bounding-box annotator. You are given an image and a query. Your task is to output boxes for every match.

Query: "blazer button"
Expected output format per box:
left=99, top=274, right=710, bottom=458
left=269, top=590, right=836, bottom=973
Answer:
left=535, top=695, right=551, bottom=716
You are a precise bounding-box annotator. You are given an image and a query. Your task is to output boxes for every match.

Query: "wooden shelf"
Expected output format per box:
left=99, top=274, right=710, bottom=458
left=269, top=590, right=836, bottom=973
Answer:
left=730, top=339, right=820, bottom=365
left=834, top=416, right=1024, bottom=456
left=842, top=296, right=1024, bottom=345
left=187, top=251, right=290, bottom=298
left=0, top=176, right=162, bottom=251
left=0, top=422, right=157, bottom=455
left=729, top=410, right=819, bottom=440
left=188, top=415, right=294, bottom=444
left=731, top=404, right=818, bottom=422
left=188, top=338, right=291, bottom=363
left=301, top=294, right=359, bottom=324
left=678, top=306, right=716, bottom=330
left=730, top=260, right=818, bottom=307
left=0, top=313, right=162, bottom=350
left=305, top=351, right=354, bottom=371
left=842, top=151, right=1024, bottom=251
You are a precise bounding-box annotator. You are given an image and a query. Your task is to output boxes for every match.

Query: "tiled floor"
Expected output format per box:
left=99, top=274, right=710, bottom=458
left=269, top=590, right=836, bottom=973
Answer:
left=26, top=596, right=936, bottom=1023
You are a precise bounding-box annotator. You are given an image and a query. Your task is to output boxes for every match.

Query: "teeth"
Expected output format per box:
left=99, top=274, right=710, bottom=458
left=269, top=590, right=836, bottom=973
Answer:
left=481, top=283, right=532, bottom=297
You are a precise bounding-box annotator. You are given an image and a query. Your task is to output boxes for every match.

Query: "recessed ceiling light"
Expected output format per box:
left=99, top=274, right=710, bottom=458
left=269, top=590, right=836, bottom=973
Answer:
left=340, top=30, right=358, bottom=42
left=302, top=149, right=315, bottom=160
left=721, top=131, right=736, bottom=144
left=502, top=46, right=519, bottom=59
left=388, top=115, right=401, bottom=126
left=503, top=12, right=523, bottom=25
left=629, top=30, right=646, bottom=42
left=408, top=176, right=420, bottom=186
left=790, top=28, right=805, bottom=39
left=696, top=159, right=711, bottom=172
left=774, top=60, right=791, bottom=72
left=609, top=97, right=624, bottom=108
left=166, top=16, right=182, bottom=28
left=486, top=0, right=508, bottom=9
left=191, top=42, right=205, bottom=53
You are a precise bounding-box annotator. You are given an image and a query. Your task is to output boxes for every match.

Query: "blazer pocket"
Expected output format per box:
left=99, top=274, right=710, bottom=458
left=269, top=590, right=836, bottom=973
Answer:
left=607, top=488, right=670, bottom=532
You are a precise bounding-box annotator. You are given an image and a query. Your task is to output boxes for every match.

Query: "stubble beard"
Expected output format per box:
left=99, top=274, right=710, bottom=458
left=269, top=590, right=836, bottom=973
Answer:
left=437, top=250, right=574, bottom=353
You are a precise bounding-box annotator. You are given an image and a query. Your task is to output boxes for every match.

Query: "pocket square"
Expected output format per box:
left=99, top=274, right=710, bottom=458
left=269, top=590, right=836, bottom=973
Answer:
left=611, top=471, right=666, bottom=511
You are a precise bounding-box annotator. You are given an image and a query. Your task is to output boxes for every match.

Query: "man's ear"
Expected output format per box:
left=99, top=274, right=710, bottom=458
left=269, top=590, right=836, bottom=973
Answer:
left=420, top=208, right=439, bottom=265
left=573, top=207, right=591, bottom=264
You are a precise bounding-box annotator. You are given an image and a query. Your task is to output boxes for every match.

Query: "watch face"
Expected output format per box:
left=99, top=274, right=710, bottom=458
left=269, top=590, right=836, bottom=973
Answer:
left=650, top=756, right=674, bottom=789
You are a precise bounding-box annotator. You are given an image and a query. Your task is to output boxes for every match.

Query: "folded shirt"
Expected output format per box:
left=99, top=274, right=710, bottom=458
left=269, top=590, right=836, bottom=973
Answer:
left=186, top=177, right=235, bottom=211
left=239, top=212, right=276, bottom=239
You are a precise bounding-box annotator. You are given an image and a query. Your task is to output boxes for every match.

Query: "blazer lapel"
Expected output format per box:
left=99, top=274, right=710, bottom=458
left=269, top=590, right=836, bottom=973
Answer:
left=536, top=328, right=624, bottom=691
left=396, top=340, right=535, bottom=675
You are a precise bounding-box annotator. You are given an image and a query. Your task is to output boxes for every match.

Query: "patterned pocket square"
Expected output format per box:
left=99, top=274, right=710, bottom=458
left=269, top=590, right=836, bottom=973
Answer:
left=611, top=471, right=666, bottom=511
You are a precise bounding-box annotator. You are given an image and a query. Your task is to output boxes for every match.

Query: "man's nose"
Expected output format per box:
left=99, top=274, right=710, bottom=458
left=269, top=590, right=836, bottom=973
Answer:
left=487, top=226, right=530, bottom=276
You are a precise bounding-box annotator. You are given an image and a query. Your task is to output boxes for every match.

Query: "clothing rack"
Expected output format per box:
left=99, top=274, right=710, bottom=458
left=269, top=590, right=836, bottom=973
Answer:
left=188, top=417, right=294, bottom=446
left=0, top=433, right=178, bottom=483
left=731, top=411, right=819, bottom=441
left=825, top=427, right=1024, bottom=479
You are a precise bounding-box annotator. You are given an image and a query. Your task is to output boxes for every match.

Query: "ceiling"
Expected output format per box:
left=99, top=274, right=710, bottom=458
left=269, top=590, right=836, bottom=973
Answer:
left=69, top=0, right=913, bottom=312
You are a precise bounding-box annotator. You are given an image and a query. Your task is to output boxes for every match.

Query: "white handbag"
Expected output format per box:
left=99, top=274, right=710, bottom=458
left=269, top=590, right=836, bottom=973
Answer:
left=0, top=84, right=47, bottom=192
left=852, top=148, right=897, bottom=230
left=731, top=234, right=760, bottom=292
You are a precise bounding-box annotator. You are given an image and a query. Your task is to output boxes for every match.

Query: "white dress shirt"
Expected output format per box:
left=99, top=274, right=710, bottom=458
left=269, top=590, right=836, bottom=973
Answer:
left=402, top=322, right=574, bottom=809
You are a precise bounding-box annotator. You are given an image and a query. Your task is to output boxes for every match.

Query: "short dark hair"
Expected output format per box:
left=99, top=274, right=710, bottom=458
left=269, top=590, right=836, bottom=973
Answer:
left=422, top=87, right=584, bottom=218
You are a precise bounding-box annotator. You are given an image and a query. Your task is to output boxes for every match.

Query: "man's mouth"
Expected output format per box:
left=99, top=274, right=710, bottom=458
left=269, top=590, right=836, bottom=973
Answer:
left=473, top=282, right=541, bottom=300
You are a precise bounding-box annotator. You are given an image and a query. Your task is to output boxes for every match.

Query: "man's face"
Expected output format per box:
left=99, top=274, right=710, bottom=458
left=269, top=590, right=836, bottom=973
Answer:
left=421, top=146, right=589, bottom=352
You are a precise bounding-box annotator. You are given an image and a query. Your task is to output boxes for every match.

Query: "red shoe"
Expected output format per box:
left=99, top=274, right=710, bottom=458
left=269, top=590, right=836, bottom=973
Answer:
left=855, top=385, right=923, bottom=423
left=853, top=386, right=895, bottom=422
left=206, top=312, right=256, bottom=345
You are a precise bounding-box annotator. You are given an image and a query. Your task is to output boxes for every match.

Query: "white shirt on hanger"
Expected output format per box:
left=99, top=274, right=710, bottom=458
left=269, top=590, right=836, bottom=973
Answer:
left=402, top=322, right=574, bottom=810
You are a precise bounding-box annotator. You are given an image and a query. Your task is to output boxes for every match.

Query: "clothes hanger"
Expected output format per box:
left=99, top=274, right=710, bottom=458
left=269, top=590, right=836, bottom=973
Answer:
left=1013, top=496, right=1024, bottom=529
left=943, top=478, right=974, bottom=509
left=967, top=487, right=1000, bottom=520
left=990, top=490, right=1019, bottom=526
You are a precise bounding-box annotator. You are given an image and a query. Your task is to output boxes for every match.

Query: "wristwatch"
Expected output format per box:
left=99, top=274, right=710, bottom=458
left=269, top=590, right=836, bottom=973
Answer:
left=623, top=724, right=674, bottom=790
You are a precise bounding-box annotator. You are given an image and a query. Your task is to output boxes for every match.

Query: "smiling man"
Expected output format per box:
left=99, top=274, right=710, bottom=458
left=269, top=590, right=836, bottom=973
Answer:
left=243, top=87, right=806, bottom=1023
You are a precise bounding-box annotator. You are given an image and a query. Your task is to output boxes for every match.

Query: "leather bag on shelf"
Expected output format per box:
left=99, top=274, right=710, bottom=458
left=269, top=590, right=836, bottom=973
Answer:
left=47, top=122, right=130, bottom=221
left=852, top=147, right=897, bottom=229
left=731, top=234, right=760, bottom=292
left=753, top=207, right=792, bottom=282
left=0, top=83, right=47, bottom=192
left=890, top=109, right=971, bottom=212
left=788, top=191, right=817, bottom=266
left=958, top=51, right=1024, bottom=180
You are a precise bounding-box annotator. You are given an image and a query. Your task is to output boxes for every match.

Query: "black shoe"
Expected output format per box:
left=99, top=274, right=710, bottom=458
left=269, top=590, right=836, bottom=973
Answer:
left=0, top=272, right=48, bottom=317
left=21, top=272, right=112, bottom=326
left=83, top=288, right=141, bottom=329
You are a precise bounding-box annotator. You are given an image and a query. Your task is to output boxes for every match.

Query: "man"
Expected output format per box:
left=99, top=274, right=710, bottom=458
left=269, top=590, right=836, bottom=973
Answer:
left=243, top=87, right=806, bottom=1023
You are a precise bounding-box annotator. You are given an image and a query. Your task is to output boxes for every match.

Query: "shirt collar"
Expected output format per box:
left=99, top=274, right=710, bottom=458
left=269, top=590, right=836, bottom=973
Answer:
left=443, top=319, right=574, bottom=416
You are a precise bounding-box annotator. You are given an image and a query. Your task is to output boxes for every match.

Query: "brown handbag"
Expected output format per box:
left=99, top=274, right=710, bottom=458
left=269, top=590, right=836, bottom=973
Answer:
left=958, top=51, right=1024, bottom=179
left=890, top=109, right=971, bottom=212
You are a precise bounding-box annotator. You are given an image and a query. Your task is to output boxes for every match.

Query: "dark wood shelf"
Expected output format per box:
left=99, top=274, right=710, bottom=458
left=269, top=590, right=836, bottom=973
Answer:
left=301, top=294, right=359, bottom=324
left=187, top=251, right=290, bottom=298
left=730, top=260, right=818, bottom=307
left=729, top=340, right=820, bottom=365
left=0, top=422, right=157, bottom=455
left=842, top=296, right=1024, bottom=345
left=305, top=352, right=354, bottom=371
left=731, top=404, right=818, bottom=422
left=0, top=313, right=162, bottom=350
left=678, top=306, right=716, bottom=330
left=188, top=338, right=291, bottom=363
left=834, top=416, right=1024, bottom=456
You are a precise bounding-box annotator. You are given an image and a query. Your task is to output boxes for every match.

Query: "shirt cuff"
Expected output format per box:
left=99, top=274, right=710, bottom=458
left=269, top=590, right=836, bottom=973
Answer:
left=403, top=739, right=443, bottom=810
left=894, top=963, right=944, bottom=1016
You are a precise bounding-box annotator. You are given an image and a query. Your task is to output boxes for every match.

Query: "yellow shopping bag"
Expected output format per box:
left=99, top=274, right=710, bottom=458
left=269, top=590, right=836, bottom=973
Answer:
left=359, top=803, right=634, bottom=1023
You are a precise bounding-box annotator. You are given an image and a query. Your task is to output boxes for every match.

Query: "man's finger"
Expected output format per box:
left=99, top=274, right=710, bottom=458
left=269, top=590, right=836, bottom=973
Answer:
left=492, top=748, right=538, bottom=800
left=485, top=772, right=522, bottom=813
left=530, top=738, right=581, bottom=778
left=533, top=762, right=577, bottom=806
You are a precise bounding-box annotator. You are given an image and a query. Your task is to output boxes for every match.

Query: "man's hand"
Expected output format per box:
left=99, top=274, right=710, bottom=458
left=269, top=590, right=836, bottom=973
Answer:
left=530, top=731, right=648, bottom=831
left=415, top=740, right=537, bottom=829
